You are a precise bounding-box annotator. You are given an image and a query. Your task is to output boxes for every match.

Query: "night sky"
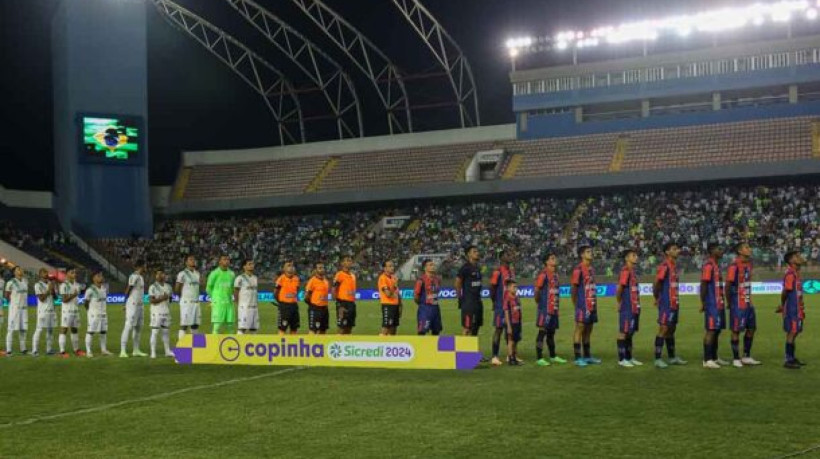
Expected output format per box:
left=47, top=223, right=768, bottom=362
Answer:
left=0, top=0, right=736, bottom=190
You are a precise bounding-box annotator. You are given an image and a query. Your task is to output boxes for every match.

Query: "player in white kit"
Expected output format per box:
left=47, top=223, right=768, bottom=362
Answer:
left=84, top=271, right=111, bottom=357
left=121, top=262, right=147, bottom=358
left=0, top=276, right=5, bottom=356
left=58, top=267, right=85, bottom=357
left=234, top=259, right=259, bottom=334
left=148, top=269, right=174, bottom=358
left=4, top=267, right=28, bottom=356
left=32, top=268, right=57, bottom=356
left=176, top=254, right=202, bottom=341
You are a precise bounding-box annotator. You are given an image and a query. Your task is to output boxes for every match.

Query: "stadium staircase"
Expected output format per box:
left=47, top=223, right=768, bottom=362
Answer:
left=812, top=120, right=820, bottom=158
left=454, top=157, right=472, bottom=182
left=501, top=153, right=522, bottom=179
left=609, top=136, right=630, bottom=172
left=172, top=167, right=192, bottom=201
left=306, top=157, right=338, bottom=192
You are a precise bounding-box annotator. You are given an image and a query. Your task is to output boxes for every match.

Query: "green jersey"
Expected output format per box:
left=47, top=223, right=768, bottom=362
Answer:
left=206, top=268, right=236, bottom=305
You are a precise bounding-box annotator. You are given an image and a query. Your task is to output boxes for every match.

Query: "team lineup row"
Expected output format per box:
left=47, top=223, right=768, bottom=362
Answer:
left=0, top=241, right=807, bottom=369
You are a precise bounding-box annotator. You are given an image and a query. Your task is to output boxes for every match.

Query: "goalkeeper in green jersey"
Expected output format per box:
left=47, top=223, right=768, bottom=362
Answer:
left=206, top=255, right=236, bottom=334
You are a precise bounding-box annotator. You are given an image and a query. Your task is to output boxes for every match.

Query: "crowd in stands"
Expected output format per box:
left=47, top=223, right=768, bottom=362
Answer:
left=0, top=222, right=103, bottom=275
left=92, top=183, right=820, bottom=281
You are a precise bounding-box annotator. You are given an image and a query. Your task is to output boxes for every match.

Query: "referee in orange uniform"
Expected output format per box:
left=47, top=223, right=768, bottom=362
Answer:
left=274, top=260, right=300, bottom=335
left=333, top=256, right=358, bottom=335
left=378, top=260, right=402, bottom=336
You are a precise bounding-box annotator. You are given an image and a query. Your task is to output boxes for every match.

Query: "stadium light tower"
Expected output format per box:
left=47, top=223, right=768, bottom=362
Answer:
left=505, top=0, right=820, bottom=61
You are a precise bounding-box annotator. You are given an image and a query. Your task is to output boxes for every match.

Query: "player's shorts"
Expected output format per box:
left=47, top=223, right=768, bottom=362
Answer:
left=730, top=306, right=757, bottom=332
left=381, top=304, right=401, bottom=328
left=336, top=301, right=356, bottom=328
left=124, top=303, right=144, bottom=328
left=238, top=306, right=259, bottom=331
left=87, top=311, right=108, bottom=333
left=507, top=322, right=522, bottom=343
left=278, top=302, right=300, bottom=331
left=180, top=300, right=201, bottom=327
left=617, top=311, right=638, bottom=334
left=658, top=307, right=679, bottom=326
left=150, top=310, right=172, bottom=329
left=7, top=307, right=28, bottom=332
left=417, top=304, right=442, bottom=335
left=460, top=300, right=483, bottom=332
left=61, top=310, right=81, bottom=329
left=575, top=308, right=598, bottom=324
left=211, top=302, right=235, bottom=325
left=308, top=306, right=329, bottom=332
left=536, top=309, right=559, bottom=330
left=36, top=311, right=57, bottom=329
left=784, top=315, right=804, bottom=334
left=493, top=308, right=506, bottom=328
left=704, top=308, right=725, bottom=331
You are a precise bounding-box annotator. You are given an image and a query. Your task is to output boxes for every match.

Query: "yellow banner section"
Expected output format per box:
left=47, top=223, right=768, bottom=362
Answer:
left=174, top=334, right=482, bottom=370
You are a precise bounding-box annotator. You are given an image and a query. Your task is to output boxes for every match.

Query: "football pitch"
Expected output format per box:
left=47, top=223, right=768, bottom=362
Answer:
left=2, top=296, right=818, bottom=458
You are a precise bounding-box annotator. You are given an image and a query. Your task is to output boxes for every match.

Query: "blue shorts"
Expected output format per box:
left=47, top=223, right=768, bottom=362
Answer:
left=730, top=306, right=756, bottom=332
left=507, top=322, right=522, bottom=343
left=575, top=308, right=598, bottom=324
left=784, top=316, right=803, bottom=334
left=658, top=307, right=679, bottom=326
left=493, top=309, right=506, bottom=328
left=619, top=311, right=638, bottom=334
left=536, top=309, right=559, bottom=330
left=417, top=304, right=442, bottom=335
left=704, top=308, right=726, bottom=331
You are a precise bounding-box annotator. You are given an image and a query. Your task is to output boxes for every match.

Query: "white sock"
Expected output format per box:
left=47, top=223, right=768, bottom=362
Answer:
left=238, top=330, right=245, bottom=335
left=46, top=329, right=53, bottom=353
left=33, top=329, right=42, bottom=353
left=7, top=331, right=13, bottom=353
left=59, top=333, right=67, bottom=353
left=100, top=333, right=108, bottom=352
left=162, top=329, right=170, bottom=354
left=71, top=333, right=79, bottom=351
left=19, top=331, right=27, bottom=352
left=132, top=325, right=142, bottom=351
left=85, top=334, right=93, bottom=353
left=178, top=329, right=186, bottom=341
left=150, top=329, right=158, bottom=356
left=120, top=324, right=132, bottom=352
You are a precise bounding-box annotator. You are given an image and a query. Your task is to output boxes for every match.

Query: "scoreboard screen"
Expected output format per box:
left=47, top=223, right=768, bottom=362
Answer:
left=79, top=114, right=143, bottom=165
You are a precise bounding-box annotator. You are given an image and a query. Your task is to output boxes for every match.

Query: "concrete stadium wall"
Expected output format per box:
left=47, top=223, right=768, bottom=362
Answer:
left=0, top=240, right=55, bottom=272
left=0, top=185, right=53, bottom=209
left=518, top=100, right=820, bottom=139
left=182, top=124, right=516, bottom=166
left=164, top=159, right=820, bottom=214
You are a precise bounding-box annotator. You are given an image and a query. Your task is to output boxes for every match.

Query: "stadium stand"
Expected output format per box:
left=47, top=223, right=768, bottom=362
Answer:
left=99, top=183, right=820, bottom=281
left=0, top=219, right=103, bottom=273
left=503, top=132, right=620, bottom=178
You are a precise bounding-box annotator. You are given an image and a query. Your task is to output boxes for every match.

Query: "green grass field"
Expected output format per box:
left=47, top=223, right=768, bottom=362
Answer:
left=1, top=296, right=818, bottom=458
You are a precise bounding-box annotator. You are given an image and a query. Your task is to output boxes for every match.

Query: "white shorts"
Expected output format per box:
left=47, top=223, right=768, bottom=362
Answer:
left=61, top=310, right=81, bottom=329
left=238, top=306, right=259, bottom=331
left=87, top=312, right=108, bottom=333
left=180, top=300, right=201, bottom=327
left=7, top=307, right=28, bottom=332
left=125, top=303, right=144, bottom=328
left=150, top=311, right=171, bottom=329
left=36, top=311, right=57, bottom=329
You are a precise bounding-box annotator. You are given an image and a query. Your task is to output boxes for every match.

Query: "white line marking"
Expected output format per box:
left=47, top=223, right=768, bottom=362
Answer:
left=1, top=366, right=307, bottom=428
left=773, top=443, right=820, bottom=458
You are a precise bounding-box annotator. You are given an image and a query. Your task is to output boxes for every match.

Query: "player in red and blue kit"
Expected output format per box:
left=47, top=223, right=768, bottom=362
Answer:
left=502, top=278, right=523, bottom=366
left=726, top=242, right=762, bottom=367
left=534, top=253, right=566, bottom=366
left=571, top=245, right=601, bottom=366
left=414, top=259, right=442, bottom=336
left=616, top=249, right=642, bottom=368
left=653, top=242, right=686, bottom=368
left=699, top=243, right=728, bottom=369
left=777, top=251, right=806, bottom=369
left=490, top=249, right=516, bottom=366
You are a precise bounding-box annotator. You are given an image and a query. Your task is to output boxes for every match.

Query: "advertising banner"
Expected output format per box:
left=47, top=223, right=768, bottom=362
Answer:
left=173, top=334, right=482, bottom=370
